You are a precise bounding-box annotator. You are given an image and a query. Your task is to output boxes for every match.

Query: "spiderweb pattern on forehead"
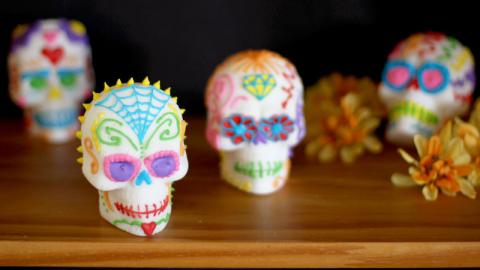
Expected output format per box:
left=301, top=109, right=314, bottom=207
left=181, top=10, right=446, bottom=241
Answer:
left=96, top=85, right=171, bottom=143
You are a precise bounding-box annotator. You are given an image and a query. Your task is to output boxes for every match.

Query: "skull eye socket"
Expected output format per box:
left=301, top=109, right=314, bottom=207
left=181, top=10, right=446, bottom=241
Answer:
left=30, top=76, right=48, bottom=90
left=60, top=73, right=77, bottom=87
left=22, top=70, right=50, bottom=91
left=382, top=60, right=414, bottom=91
left=144, top=151, right=179, bottom=178
left=221, top=114, right=257, bottom=144
left=259, top=115, right=295, bottom=142
left=418, top=63, right=449, bottom=94
left=58, top=68, right=83, bottom=89
left=103, top=154, right=141, bottom=182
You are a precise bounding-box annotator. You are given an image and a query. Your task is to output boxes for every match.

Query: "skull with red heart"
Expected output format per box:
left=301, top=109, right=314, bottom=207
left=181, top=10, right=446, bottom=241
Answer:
left=8, top=19, right=94, bottom=143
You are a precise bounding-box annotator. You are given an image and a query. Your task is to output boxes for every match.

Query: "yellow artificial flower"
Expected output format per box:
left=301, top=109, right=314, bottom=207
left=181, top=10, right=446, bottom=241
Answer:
left=305, top=73, right=385, bottom=118
left=469, top=99, right=480, bottom=129
left=305, top=74, right=384, bottom=164
left=454, top=117, right=480, bottom=186
left=392, top=121, right=476, bottom=201
left=305, top=92, right=382, bottom=164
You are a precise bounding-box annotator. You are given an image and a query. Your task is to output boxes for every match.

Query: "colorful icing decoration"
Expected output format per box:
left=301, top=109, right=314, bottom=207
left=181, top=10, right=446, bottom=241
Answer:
left=8, top=19, right=94, bottom=143
left=242, top=74, right=277, bottom=100
left=205, top=50, right=305, bottom=195
left=379, top=32, right=475, bottom=146
left=77, top=77, right=188, bottom=236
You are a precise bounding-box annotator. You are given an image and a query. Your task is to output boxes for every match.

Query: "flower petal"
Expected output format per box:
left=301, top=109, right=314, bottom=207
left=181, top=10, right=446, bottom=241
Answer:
left=455, top=117, right=480, bottom=137
left=391, top=173, right=417, bottom=187
left=438, top=121, right=452, bottom=147
left=455, top=164, right=473, bottom=177
left=440, top=188, right=457, bottom=197
left=363, top=135, right=383, bottom=153
left=360, top=117, right=380, bottom=133
left=468, top=170, right=480, bottom=186
left=318, top=144, right=337, bottom=162
left=356, top=108, right=371, bottom=121
left=398, top=149, right=419, bottom=165
left=413, top=135, right=427, bottom=158
left=422, top=184, right=439, bottom=201
left=341, top=93, right=359, bottom=111
left=340, top=146, right=356, bottom=164
left=427, top=136, right=441, bottom=156
left=305, top=141, right=320, bottom=158
left=458, top=178, right=477, bottom=199
left=445, top=137, right=463, bottom=160
left=453, top=152, right=471, bottom=165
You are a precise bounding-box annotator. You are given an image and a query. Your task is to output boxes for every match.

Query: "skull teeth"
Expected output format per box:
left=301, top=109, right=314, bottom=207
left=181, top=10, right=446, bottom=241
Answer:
left=390, top=101, right=439, bottom=125
left=113, top=196, right=170, bottom=219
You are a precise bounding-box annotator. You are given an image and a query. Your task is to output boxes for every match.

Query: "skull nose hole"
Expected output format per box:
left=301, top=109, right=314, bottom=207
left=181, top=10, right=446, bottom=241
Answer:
left=135, top=170, right=152, bottom=186
left=408, top=77, right=419, bottom=90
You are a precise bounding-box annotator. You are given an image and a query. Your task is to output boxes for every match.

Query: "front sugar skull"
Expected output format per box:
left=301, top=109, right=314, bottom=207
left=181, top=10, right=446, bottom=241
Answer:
left=379, top=32, right=475, bottom=145
left=205, top=50, right=305, bottom=195
left=8, top=19, right=94, bottom=143
left=78, top=78, right=188, bottom=236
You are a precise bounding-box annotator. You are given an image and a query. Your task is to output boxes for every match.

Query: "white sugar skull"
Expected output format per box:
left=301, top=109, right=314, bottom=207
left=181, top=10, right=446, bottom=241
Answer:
left=379, top=32, right=475, bottom=145
left=79, top=78, right=188, bottom=236
left=8, top=19, right=94, bottom=143
left=205, top=50, right=305, bottom=195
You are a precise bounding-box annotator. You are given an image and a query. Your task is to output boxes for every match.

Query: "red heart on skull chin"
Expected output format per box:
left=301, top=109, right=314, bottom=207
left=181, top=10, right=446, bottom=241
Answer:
left=141, top=222, right=157, bottom=236
left=41, top=47, right=64, bottom=65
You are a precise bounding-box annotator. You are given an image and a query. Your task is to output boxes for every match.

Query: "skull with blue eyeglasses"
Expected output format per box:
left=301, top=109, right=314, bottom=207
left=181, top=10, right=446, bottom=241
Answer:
left=379, top=32, right=475, bottom=145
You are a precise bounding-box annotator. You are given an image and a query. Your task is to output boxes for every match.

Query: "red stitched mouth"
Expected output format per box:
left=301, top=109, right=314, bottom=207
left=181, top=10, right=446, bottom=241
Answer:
left=114, top=195, right=170, bottom=219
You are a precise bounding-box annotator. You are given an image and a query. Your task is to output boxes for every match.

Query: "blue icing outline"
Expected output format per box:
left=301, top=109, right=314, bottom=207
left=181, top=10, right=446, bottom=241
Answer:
left=381, top=60, right=415, bottom=92
left=96, top=84, right=171, bottom=143
left=417, top=62, right=450, bottom=94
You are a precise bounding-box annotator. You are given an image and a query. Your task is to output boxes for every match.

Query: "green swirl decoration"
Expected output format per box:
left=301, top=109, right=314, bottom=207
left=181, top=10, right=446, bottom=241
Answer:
left=96, top=118, right=138, bottom=151
left=112, top=213, right=171, bottom=227
left=144, top=112, right=180, bottom=148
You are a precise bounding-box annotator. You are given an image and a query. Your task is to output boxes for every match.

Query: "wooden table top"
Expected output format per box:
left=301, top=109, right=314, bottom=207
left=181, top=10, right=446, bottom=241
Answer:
left=1, top=117, right=480, bottom=268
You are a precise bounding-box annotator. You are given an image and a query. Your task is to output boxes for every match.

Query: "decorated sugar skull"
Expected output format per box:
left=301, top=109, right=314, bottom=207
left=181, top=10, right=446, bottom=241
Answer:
left=8, top=19, right=94, bottom=143
left=78, top=78, right=188, bottom=236
left=205, top=50, right=305, bottom=195
left=379, top=32, right=475, bottom=145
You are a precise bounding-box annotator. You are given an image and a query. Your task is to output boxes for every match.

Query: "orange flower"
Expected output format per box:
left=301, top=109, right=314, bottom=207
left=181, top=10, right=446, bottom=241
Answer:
left=305, top=74, right=384, bottom=164
left=306, top=93, right=382, bottom=163
left=392, top=121, right=476, bottom=201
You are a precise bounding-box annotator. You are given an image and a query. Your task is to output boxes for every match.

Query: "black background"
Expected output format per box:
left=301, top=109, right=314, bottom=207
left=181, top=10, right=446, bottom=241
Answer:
left=0, top=0, right=478, bottom=117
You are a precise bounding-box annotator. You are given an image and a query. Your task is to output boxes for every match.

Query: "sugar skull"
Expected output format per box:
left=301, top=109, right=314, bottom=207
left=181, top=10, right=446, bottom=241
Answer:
left=8, top=19, right=94, bottom=143
left=205, top=50, right=305, bottom=195
left=379, top=32, right=475, bottom=145
left=78, top=78, right=188, bottom=236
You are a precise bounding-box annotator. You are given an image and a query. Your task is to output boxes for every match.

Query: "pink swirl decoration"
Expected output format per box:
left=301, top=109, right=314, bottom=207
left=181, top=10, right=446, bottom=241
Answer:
left=206, top=74, right=247, bottom=149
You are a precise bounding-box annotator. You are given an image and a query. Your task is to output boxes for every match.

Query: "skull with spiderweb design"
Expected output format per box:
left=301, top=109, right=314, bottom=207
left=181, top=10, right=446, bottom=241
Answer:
left=379, top=32, right=475, bottom=145
left=78, top=77, right=188, bottom=236
left=205, top=50, right=305, bottom=195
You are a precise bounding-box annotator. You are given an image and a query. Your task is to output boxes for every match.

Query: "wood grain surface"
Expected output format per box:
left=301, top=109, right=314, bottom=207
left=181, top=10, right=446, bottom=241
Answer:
left=1, top=117, right=480, bottom=267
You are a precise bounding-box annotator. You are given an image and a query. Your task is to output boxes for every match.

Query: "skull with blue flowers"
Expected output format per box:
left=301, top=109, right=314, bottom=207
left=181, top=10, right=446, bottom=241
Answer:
left=79, top=78, right=188, bottom=236
left=205, top=50, right=305, bottom=194
left=379, top=32, right=475, bottom=145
